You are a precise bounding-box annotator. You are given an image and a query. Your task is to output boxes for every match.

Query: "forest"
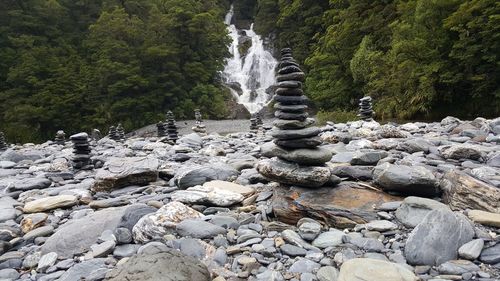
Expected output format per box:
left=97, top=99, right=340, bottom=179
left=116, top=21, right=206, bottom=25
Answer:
left=1, top=0, right=499, bottom=142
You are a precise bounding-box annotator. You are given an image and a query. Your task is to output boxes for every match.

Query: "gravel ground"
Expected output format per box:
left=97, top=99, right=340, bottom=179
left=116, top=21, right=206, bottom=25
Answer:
left=132, top=119, right=272, bottom=137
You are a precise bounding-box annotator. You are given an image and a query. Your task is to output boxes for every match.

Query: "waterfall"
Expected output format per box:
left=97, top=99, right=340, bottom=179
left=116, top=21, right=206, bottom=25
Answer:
left=222, top=6, right=277, bottom=114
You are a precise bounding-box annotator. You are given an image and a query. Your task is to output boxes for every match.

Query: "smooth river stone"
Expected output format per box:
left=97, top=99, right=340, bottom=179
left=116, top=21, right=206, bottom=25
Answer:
left=273, top=118, right=315, bottom=130
left=274, top=94, right=308, bottom=105
left=271, top=127, right=320, bottom=140
left=275, top=111, right=308, bottom=121
left=278, top=65, right=302, bottom=74
left=274, top=136, right=322, bottom=149
left=276, top=81, right=302, bottom=89
left=277, top=72, right=305, bottom=82
left=23, top=195, right=78, bottom=213
left=279, top=60, right=300, bottom=69
left=264, top=143, right=332, bottom=165
left=274, top=103, right=308, bottom=113
left=256, top=158, right=331, bottom=188
left=275, top=88, right=304, bottom=96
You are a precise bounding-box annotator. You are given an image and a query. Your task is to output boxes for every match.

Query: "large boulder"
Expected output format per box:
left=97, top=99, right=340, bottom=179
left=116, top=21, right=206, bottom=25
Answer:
left=133, top=202, right=203, bottom=243
left=41, top=204, right=155, bottom=258
left=104, top=251, right=210, bottom=281
left=91, top=157, right=159, bottom=192
left=174, top=164, right=239, bottom=189
left=0, top=149, right=44, bottom=163
left=441, top=170, right=500, bottom=213
left=373, top=163, right=439, bottom=197
left=256, top=158, right=331, bottom=188
left=338, top=258, right=418, bottom=281
left=405, top=209, right=474, bottom=266
left=440, top=144, right=483, bottom=160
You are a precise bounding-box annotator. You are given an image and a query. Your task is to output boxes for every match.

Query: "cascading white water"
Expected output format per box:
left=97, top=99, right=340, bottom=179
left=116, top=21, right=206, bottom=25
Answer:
left=222, top=6, right=277, bottom=114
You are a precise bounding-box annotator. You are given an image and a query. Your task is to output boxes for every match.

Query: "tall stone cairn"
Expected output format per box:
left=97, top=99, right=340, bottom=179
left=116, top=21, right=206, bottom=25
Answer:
left=116, top=123, right=125, bottom=140
left=166, top=111, right=179, bottom=143
left=157, top=121, right=167, bottom=138
left=108, top=126, right=119, bottom=140
left=358, top=96, right=374, bottom=121
left=0, top=132, right=7, bottom=151
left=256, top=48, right=333, bottom=188
left=54, top=130, right=66, bottom=145
left=192, top=109, right=207, bottom=134
left=70, top=132, right=92, bottom=170
left=256, top=113, right=264, bottom=126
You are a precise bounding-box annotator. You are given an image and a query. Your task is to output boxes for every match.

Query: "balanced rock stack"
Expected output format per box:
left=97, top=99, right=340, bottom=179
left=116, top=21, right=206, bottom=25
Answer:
left=70, top=132, right=92, bottom=170
left=256, top=48, right=333, bottom=188
left=256, top=113, right=263, bottom=126
left=108, top=126, right=119, bottom=140
left=157, top=121, right=167, bottom=138
left=166, top=111, right=179, bottom=143
left=0, top=131, right=7, bottom=151
left=250, top=115, right=258, bottom=132
left=192, top=109, right=207, bottom=134
left=116, top=123, right=125, bottom=140
left=54, top=130, right=66, bottom=145
left=358, top=96, right=374, bottom=121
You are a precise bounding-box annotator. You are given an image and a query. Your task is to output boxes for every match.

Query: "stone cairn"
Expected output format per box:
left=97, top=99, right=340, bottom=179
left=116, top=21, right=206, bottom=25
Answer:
left=116, top=123, right=125, bottom=140
left=192, top=109, right=207, bottom=134
left=0, top=132, right=7, bottom=151
left=358, top=96, right=374, bottom=121
left=256, top=48, right=333, bottom=188
left=165, top=111, right=179, bottom=143
left=70, top=132, right=92, bottom=170
left=108, top=126, right=118, bottom=140
left=250, top=114, right=259, bottom=132
left=54, top=130, right=66, bottom=145
left=157, top=121, right=167, bottom=138
left=256, top=113, right=264, bottom=127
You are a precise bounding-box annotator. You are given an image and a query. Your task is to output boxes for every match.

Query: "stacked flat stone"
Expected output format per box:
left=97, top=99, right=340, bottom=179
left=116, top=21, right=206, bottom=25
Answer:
left=256, top=48, right=333, bottom=188
left=250, top=115, right=259, bottom=132
left=0, top=132, right=7, bottom=151
left=166, top=111, right=179, bottom=143
left=256, top=113, right=263, bottom=126
left=108, top=126, right=119, bottom=140
left=157, top=121, right=167, bottom=137
left=116, top=123, right=125, bottom=140
left=70, top=132, right=92, bottom=170
left=54, top=130, right=66, bottom=145
left=358, top=96, right=374, bottom=121
left=192, top=109, right=207, bottom=134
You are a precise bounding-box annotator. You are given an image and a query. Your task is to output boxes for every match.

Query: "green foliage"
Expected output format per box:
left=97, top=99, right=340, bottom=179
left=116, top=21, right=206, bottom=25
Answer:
left=316, top=110, right=358, bottom=125
left=0, top=0, right=230, bottom=142
left=251, top=0, right=499, bottom=120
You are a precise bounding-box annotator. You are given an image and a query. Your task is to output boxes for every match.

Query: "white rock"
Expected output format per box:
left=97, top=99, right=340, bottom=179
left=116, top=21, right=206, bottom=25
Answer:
left=171, top=185, right=244, bottom=207
left=132, top=202, right=203, bottom=243
left=23, top=195, right=78, bottom=213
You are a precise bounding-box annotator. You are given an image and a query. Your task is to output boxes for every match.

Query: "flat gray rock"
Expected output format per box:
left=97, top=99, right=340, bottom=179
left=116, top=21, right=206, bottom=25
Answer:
left=256, top=158, right=331, bottom=188
left=174, top=164, right=238, bottom=189
left=59, top=258, right=107, bottom=281
left=176, top=219, right=226, bottom=239
left=373, top=163, right=439, bottom=197
left=42, top=204, right=155, bottom=258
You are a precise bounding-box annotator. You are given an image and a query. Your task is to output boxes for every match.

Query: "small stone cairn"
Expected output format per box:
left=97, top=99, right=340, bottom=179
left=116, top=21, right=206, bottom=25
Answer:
left=70, top=132, right=92, bottom=170
left=256, top=113, right=263, bottom=127
left=0, top=132, right=7, bottom=151
left=192, top=109, right=207, bottom=134
left=108, top=126, right=119, bottom=140
left=358, top=96, right=374, bottom=121
left=157, top=121, right=167, bottom=138
left=116, top=123, right=125, bottom=140
left=256, top=48, right=333, bottom=187
left=250, top=115, right=259, bottom=132
left=166, top=111, right=179, bottom=143
left=54, top=130, right=66, bottom=145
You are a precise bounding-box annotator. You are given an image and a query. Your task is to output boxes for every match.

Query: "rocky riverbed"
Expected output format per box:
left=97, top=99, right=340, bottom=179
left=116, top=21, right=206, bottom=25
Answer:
left=0, top=116, right=499, bottom=281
